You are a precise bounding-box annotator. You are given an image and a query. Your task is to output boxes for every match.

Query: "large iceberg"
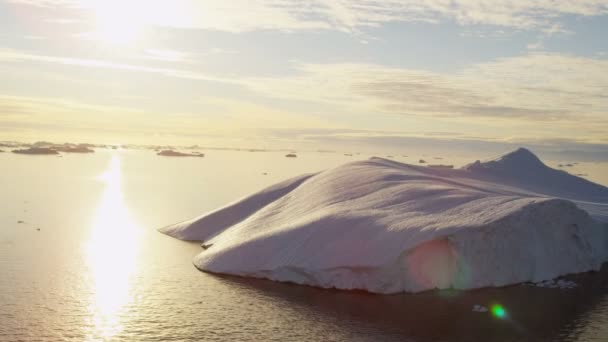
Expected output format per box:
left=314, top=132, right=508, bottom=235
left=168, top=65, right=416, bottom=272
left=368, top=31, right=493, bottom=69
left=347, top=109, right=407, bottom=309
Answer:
left=161, top=148, right=608, bottom=294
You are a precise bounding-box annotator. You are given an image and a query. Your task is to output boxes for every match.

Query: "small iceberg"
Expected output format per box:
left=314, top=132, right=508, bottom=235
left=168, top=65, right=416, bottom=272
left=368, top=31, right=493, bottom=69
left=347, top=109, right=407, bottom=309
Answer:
left=157, top=150, right=204, bottom=157
left=12, top=147, right=59, bottom=155
left=54, top=144, right=95, bottom=153
left=472, top=305, right=488, bottom=313
left=531, top=279, right=577, bottom=289
left=427, top=164, right=454, bottom=169
left=161, top=148, right=608, bottom=294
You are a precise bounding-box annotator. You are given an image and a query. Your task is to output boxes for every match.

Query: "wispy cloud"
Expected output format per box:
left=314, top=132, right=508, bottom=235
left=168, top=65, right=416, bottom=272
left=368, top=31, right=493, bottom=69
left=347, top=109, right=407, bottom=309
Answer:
left=0, top=94, right=215, bottom=144
left=3, top=46, right=606, bottom=131
left=138, top=48, right=237, bottom=63
left=0, top=92, right=331, bottom=142
left=141, top=49, right=190, bottom=63
left=4, top=46, right=605, bottom=143
left=0, top=94, right=146, bottom=134
left=8, top=0, right=608, bottom=33
left=241, top=54, right=608, bottom=125
left=0, top=48, right=229, bottom=83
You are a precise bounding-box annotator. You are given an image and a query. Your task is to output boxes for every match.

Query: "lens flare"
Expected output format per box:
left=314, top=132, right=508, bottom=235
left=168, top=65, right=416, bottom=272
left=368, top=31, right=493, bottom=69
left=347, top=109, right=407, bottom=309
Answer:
left=491, top=304, right=507, bottom=319
left=406, top=239, right=457, bottom=289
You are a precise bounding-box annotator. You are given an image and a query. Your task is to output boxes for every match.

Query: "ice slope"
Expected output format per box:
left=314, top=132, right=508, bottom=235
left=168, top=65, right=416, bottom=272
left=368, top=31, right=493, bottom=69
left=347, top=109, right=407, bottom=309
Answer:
left=161, top=148, right=608, bottom=294
left=463, top=148, right=608, bottom=221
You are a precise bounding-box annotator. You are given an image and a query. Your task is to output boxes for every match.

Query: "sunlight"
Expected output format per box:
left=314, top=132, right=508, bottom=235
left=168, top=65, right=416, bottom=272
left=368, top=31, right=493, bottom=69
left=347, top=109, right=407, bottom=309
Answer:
left=84, top=155, right=141, bottom=340
left=82, top=0, right=196, bottom=47
left=88, top=1, right=145, bottom=46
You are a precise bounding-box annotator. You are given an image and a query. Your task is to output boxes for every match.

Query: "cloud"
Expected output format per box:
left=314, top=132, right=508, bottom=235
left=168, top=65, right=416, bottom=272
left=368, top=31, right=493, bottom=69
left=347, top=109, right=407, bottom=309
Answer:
left=2, top=45, right=606, bottom=143
left=260, top=127, right=608, bottom=161
left=138, top=48, right=237, bottom=63
left=140, top=49, right=190, bottom=63
left=0, top=93, right=331, bottom=143
left=0, top=94, right=160, bottom=140
left=527, top=41, right=544, bottom=50
left=241, top=54, right=608, bottom=127
left=0, top=48, right=230, bottom=83
left=8, top=0, right=608, bottom=33
left=0, top=94, right=143, bottom=118
left=0, top=94, right=224, bottom=143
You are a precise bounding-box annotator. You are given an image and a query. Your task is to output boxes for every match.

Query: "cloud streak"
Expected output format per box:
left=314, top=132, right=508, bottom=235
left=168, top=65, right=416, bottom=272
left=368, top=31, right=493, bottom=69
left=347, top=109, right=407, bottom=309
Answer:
left=0, top=48, right=230, bottom=83
left=3, top=46, right=606, bottom=143
left=8, top=0, right=608, bottom=33
left=242, top=54, right=608, bottom=125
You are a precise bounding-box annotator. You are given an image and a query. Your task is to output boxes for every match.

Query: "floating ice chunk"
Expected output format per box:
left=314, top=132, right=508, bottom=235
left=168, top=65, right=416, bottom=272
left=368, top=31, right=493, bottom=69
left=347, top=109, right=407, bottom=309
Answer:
left=472, top=305, right=489, bottom=312
left=532, top=279, right=577, bottom=289
left=162, top=148, right=608, bottom=294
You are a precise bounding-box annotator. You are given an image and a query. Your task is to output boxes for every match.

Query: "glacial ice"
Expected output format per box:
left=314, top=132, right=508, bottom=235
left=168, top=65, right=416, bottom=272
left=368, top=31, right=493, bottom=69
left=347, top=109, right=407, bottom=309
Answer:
left=161, top=148, right=608, bottom=294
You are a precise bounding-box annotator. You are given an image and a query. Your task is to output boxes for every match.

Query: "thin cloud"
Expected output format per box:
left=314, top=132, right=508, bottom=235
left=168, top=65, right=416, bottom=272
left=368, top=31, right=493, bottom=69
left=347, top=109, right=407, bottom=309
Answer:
left=240, top=54, right=608, bottom=126
left=8, top=0, right=608, bottom=33
left=3, top=46, right=606, bottom=138
left=0, top=48, right=232, bottom=83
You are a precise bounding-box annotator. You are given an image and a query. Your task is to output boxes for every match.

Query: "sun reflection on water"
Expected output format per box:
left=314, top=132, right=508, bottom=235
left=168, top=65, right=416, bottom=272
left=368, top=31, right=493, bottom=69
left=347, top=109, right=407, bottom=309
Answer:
left=84, top=155, right=141, bottom=340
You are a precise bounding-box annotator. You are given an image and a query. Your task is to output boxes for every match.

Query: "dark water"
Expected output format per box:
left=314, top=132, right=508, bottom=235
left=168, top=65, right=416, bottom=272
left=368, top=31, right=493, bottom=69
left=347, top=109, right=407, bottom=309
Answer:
left=1, top=149, right=608, bottom=341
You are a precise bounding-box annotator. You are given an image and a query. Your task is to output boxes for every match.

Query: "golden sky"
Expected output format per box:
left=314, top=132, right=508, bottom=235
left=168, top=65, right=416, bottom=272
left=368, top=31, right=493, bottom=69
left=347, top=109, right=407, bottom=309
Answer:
left=1, top=0, right=607, bottom=155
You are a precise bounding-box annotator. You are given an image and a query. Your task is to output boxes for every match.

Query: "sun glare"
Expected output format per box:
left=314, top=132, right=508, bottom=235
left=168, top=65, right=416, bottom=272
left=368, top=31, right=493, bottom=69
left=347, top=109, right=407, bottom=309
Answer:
left=88, top=1, right=145, bottom=46
left=83, top=0, right=195, bottom=47
left=85, top=155, right=142, bottom=340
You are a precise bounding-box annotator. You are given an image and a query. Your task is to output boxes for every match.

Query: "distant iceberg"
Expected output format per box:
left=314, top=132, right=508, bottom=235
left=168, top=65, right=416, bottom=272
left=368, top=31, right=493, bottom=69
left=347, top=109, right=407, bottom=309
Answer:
left=161, top=148, right=608, bottom=294
left=12, top=147, right=59, bottom=155
left=157, top=150, right=204, bottom=157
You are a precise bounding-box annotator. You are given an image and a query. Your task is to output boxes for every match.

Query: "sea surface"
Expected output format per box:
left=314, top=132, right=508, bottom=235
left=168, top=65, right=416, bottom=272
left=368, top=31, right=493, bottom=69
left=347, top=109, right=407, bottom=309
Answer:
left=1, top=149, right=608, bottom=342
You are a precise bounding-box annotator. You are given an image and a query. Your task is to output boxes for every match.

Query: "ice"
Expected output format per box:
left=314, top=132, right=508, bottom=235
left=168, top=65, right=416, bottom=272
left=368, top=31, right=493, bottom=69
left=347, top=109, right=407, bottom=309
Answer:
left=12, top=147, right=59, bottom=155
left=161, top=148, right=608, bottom=294
left=472, top=305, right=489, bottom=312
left=532, top=279, right=577, bottom=289
left=157, top=150, right=204, bottom=157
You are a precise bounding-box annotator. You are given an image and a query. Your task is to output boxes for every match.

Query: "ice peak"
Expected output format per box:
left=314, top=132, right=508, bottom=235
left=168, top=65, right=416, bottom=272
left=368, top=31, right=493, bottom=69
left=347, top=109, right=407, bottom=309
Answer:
left=464, top=147, right=546, bottom=172
left=494, top=147, right=544, bottom=167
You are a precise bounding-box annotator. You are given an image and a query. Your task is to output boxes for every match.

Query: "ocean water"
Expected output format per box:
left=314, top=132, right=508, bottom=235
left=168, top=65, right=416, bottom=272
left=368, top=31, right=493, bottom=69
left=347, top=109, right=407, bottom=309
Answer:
left=1, top=149, right=608, bottom=342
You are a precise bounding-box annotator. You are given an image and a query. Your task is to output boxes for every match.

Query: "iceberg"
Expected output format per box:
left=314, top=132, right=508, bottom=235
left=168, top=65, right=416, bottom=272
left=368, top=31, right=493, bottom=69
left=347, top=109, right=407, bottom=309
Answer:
left=161, top=148, right=608, bottom=294
left=12, top=147, right=59, bottom=155
left=157, top=150, right=204, bottom=157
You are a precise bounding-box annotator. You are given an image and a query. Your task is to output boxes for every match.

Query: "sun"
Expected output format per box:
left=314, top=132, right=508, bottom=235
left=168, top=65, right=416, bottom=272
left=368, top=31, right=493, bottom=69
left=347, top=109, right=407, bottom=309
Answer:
left=94, top=21, right=142, bottom=46
left=83, top=0, right=195, bottom=47
left=95, top=20, right=142, bottom=46
left=86, top=0, right=147, bottom=46
left=81, top=0, right=199, bottom=47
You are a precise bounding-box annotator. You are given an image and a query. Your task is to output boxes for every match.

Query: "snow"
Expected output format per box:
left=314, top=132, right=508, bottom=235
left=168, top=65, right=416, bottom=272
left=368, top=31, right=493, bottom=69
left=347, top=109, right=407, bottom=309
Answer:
left=472, top=305, right=488, bottom=313
left=528, top=279, right=578, bottom=289
left=161, top=148, right=608, bottom=294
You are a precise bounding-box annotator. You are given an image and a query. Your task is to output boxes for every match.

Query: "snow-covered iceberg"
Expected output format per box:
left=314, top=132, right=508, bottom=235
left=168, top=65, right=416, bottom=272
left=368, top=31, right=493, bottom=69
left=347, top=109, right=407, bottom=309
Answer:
left=161, top=148, right=608, bottom=294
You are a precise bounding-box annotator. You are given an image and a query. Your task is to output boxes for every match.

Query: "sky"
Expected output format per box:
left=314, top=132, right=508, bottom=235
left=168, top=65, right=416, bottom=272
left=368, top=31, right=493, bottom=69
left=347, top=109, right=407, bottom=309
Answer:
left=0, top=0, right=607, bottom=157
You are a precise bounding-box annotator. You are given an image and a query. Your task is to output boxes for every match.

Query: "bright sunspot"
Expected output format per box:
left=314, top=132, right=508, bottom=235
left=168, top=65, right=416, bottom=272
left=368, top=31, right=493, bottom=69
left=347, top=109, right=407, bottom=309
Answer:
left=85, top=154, right=141, bottom=340
left=84, top=0, right=194, bottom=47
left=87, top=1, right=145, bottom=46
